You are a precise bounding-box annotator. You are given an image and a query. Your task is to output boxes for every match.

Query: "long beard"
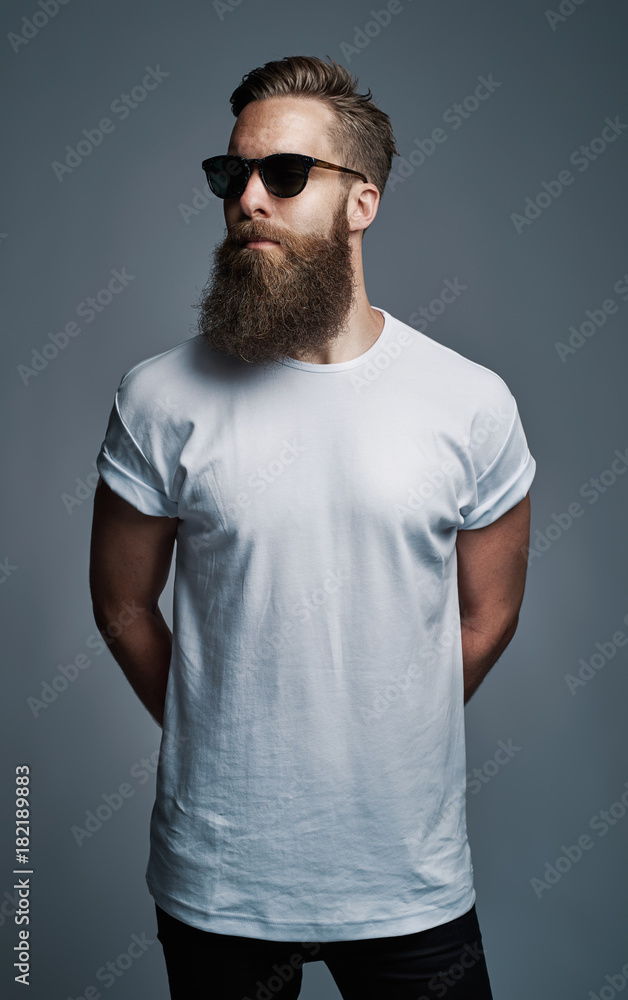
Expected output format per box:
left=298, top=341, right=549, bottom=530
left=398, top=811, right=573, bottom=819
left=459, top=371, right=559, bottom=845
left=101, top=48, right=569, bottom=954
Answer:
left=195, top=200, right=357, bottom=367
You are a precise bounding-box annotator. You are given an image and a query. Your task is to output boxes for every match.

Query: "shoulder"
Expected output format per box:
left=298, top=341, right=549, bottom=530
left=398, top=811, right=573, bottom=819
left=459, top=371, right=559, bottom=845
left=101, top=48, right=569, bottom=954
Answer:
left=114, top=335, right=207, bottom=424
left=387, top=312, right=518, bottom=417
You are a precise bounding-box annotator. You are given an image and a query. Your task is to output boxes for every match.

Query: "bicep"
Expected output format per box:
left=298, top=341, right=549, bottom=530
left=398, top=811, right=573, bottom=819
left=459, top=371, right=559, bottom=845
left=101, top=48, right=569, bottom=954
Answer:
left=89, top=476, right=178, bottom=616
left=455, top=491, right=531, bottom=631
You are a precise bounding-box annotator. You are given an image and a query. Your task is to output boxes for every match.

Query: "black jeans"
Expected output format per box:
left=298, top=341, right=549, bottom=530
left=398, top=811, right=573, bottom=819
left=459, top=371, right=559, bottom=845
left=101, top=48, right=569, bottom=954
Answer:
left=155, top=900, right=494, bottom=999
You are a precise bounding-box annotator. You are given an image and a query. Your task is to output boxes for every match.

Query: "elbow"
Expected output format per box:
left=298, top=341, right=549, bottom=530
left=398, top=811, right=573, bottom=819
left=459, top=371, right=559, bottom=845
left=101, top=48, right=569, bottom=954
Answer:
left=461, top=610, right=520, bottom=648
left=90, top=592, right=150, bottom=638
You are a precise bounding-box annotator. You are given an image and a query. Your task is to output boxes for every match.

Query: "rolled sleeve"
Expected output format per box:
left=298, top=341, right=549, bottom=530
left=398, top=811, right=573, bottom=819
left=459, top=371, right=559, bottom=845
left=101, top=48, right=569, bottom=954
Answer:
left=460, top=391, right=536, bottom=530
left=96, top=394, right=179, bottom=518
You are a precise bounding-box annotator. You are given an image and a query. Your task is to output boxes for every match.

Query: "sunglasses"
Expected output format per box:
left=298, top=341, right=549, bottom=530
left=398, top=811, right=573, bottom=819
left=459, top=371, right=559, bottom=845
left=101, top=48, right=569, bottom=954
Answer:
left=201, top=153, right=368, bottom=200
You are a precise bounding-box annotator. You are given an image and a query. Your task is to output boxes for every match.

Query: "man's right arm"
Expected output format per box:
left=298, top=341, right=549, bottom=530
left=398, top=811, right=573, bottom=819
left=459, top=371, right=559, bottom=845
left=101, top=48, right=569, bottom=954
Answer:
left=89, top=477, right=179, bottom=728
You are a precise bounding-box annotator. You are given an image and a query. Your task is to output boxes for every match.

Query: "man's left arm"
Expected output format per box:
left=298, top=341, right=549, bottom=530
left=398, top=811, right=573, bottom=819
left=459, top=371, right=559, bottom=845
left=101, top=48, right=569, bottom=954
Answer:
left=456, top=491, right=531, bottom=704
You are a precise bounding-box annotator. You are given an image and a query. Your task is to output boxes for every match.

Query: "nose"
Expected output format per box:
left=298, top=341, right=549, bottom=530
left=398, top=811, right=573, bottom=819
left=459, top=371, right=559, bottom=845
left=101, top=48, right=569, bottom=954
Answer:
left=238, top=162, right=274, bottom=216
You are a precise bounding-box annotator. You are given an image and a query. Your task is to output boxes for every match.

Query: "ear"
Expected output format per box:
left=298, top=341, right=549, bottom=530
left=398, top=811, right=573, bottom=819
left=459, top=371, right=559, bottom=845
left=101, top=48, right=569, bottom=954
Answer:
left=347, top=182, right=380, bottom=234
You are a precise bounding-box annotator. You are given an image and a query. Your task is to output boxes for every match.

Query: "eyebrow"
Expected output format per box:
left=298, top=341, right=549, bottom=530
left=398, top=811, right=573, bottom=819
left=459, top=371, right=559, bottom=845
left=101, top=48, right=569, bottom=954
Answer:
left=227, top=149, right=301, bottom=157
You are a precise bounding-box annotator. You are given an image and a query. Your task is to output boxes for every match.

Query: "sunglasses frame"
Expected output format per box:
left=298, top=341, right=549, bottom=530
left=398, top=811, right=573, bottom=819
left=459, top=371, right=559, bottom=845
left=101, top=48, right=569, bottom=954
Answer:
left=201, top=152, right=368, bottom=199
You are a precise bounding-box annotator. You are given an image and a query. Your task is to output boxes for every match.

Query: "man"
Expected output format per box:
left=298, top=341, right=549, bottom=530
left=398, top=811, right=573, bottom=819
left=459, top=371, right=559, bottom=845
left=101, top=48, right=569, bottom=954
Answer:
left=90, top=55, right=535, bottom=999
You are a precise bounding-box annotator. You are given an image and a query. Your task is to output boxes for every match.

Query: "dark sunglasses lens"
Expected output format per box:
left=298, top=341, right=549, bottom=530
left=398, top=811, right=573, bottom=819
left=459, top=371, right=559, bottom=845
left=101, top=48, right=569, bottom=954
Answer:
left=263, top=155, right=308, bottom=197
left=206, top=156, right=246, bottom=198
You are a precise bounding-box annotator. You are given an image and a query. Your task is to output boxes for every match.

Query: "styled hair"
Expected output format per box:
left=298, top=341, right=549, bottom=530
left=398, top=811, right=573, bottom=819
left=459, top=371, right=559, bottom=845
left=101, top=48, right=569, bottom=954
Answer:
left=229, top=55, right=399, bottom=207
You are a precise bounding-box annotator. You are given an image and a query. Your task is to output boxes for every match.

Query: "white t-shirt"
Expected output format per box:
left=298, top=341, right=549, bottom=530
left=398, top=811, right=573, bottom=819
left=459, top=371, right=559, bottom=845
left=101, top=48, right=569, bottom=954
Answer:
left=96, top=307, right=536, bottom=942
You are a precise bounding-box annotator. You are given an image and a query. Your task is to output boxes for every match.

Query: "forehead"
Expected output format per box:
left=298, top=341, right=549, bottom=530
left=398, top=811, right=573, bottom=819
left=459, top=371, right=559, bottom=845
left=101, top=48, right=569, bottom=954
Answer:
left=227, top=96, right=337, bottom=159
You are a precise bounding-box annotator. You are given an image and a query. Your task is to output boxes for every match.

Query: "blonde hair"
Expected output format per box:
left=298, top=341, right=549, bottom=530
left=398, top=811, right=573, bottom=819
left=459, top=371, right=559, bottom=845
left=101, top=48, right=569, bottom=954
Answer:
left=229, top=55, right=399, bottom=203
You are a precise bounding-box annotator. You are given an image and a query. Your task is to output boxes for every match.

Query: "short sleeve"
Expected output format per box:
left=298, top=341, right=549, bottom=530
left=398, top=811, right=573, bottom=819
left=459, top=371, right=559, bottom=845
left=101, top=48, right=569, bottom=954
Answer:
left=459, top=384, right=536, bottom=530
left=96, top=390, right=179, bottom=518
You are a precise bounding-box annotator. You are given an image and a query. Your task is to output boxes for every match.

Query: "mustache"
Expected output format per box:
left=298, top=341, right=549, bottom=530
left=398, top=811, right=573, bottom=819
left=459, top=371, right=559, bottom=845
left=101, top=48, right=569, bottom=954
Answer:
left=224, top=221, right=287, bottom=246
left=221, top=217, right=350, bottom=256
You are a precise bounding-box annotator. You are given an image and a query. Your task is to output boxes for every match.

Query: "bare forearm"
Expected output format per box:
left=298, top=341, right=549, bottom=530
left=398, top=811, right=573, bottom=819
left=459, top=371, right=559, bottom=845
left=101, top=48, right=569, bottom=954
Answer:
left=93, top=603, right=172, bottom=727
left=461, top=618, right=518, bottom=705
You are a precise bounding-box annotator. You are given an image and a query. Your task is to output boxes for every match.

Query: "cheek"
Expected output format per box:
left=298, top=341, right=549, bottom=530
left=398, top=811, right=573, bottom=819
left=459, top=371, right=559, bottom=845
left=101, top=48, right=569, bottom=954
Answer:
left=283, top=196, right=335, bottom=235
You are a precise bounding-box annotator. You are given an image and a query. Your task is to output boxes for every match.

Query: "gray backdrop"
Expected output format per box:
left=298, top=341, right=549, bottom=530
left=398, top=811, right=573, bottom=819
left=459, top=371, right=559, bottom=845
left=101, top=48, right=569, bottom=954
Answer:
left=2, top=0, right=627, bottom=997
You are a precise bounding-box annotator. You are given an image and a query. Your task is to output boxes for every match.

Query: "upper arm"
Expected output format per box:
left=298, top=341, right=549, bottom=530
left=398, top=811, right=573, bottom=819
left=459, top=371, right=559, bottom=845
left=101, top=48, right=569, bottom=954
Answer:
left=89, top=476, right=179, bottom=619
left=455, top=491, right=531, bottom=634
